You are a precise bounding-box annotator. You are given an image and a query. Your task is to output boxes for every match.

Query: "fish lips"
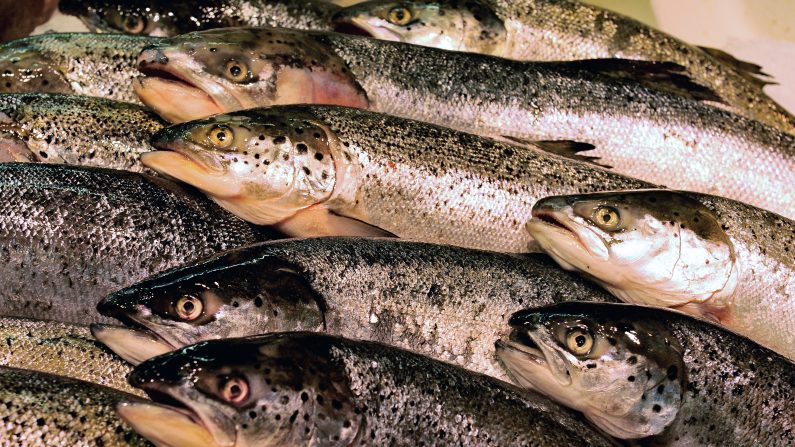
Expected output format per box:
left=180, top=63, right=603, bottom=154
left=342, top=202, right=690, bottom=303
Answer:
left=91, top=323, right=175, bottom=366
left=332, top=15, right=402, bottom=42
left=526, top=209, right=609, bottom=264
left=497, top=322, right=573, bottom=389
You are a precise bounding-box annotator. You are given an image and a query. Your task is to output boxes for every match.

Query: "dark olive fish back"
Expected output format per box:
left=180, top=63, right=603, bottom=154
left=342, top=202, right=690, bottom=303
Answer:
left=0, top=163, right=267, bottom=324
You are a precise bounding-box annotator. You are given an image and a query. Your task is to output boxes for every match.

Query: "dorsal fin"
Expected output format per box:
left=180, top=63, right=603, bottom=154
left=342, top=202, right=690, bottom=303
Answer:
left=501, top=136, right=611, bottom=169
left=697, top=46, right=776, bottom=87
left=554, top=58, right=723, bottom=104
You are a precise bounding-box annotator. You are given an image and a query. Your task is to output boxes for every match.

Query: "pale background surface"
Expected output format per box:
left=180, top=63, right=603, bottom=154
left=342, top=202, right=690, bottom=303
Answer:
left=34, top=0, right=795, bottom=113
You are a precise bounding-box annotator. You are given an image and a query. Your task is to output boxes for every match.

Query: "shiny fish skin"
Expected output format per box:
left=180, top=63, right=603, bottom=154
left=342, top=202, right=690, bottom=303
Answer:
left=98, top=237, right=619, bottom=379
left=59, top=0, right=338, bottom=36
left=0, top=163, right=267, bottom=325
left=0, top=367, right=149, bottom=447
left=0, top=93, right=166, bottom=170
left=333, top=0, right=795, bottom=134
left=136, top=28, right=795, bottom=219
left=0, top=33, right=161, bottom=103
left=0, top=317, right=139, bottom=396
left=500, top=302, right=795, bottom=445
left=144, top=106, right=651, bottom=253
left=123, top=333, right=617, bottom=447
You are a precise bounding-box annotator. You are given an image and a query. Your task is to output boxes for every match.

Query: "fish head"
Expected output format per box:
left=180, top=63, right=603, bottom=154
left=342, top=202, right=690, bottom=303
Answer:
left=59, top=0, right=183, bottom=36
left=121, top=334, right=364, bottom=446
left=526, top=190, right=738, bottom=310
left=143, top=108, right=351, bottom=225
left=497, top=302, right=685, bottom=439
left=96, top=247, right=327, bottom=364
left=332, top=0, right=505, bottom=53
left=0, top=41, right=72, bottom=94
left=134, top=27, right=369, bottom=122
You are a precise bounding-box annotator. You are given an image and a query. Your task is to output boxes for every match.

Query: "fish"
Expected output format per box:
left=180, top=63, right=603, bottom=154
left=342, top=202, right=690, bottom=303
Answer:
left=0, top=317, right=141, bottom=396
left=331, top=0, right=795, bottom=135
left=120, top=332, right=617, bottom=446
left=59, top=0, right=339, bottom=37
left=0, top=162, right=269, bottom=325
left=525, top=189, right=795, bottom=361
left=133, top=27, right=795, bottom=219
left=496, top=302, right=795, bottom=445
left=0, top=33, right=161, bottom=103
left=140, top=105, right=650, bottom=252
left=0, top=367, right=149, bottom=446
left=94, top=237, right=619, bottom=380
left=0, top=93, right=166, bottom=170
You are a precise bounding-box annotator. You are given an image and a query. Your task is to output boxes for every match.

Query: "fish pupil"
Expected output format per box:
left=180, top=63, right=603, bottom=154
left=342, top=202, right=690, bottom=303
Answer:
left=230, top=385, right=241, bottom=396
left=182, top=301, right=194, bottom=312
left=230, top=66, right=242, bottom=77
left=576, top=335, right=586, bottom=347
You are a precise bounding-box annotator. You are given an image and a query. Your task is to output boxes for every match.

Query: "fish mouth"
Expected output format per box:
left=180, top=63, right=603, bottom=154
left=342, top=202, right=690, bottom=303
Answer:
left=91, top=323, right=176, bottom=366
left=496, top=329, right=572, bottom=389
left=526, top=209, right=609, bottom=264
left=332, top=17, right=402, bottom=42
left=118, top=384, right=232, bottom=447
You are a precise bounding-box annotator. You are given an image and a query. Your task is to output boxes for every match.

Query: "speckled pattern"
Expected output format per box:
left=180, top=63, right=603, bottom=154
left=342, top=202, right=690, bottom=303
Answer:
left=129, top=333, right=616, bottom=446
left=60, top=0, right=338, bottom=36
left=0, top=93, right=166, bottom=171
left=0, top=33, right=161, bottom=103
left=0, top=317, right=139, bottom=396
left=0, top=367, right=149, bottom=447
left=103, top=237, right=619, bottom=381
left=0, top=163, right=267, bottom=325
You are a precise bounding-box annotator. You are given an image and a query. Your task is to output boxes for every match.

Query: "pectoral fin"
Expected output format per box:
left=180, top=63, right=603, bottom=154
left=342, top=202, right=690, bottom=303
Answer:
left=501, top=137, right=611, bottom=169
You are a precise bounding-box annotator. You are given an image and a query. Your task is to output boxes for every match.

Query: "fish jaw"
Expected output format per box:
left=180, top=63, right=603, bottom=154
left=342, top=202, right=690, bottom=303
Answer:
left=140, top=143, right=242, bottom=200
left=117, top=401, right=224, bottom=447
left=332, top=14, right=400, bottom=42
left=91, top=324, right=174, bottom=366
left=526, top=209, right=609, bottom=270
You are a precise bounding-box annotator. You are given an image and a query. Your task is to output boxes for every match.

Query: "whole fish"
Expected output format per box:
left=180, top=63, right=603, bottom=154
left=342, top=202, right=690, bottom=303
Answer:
left=94, top=237, right=619, bottom=381
left=134, top=27, right=795, bottom=219
left=0, top=93, right=165, bottom=170
left=59, top=0, right=338, bottom=36
left=0, top=317, right=140, bottom=396
left=0, top=33, right=161, bottom=103
left=525, top=189, right=795, bottom=361
left=120, top=332, right=616, bottom=446
left=0, top=163, right=268, bottom=325
left=497, top=302, right=795, bottom=445
left=0, top=367, right=149, bottom=446
left=331, top=0, right=795, bottom=134
left=141, top=105, right=650, bottom=252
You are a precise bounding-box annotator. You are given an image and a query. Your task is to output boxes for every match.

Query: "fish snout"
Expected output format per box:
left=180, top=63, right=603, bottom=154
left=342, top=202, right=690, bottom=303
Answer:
left=138, top=46, right=170, bottom=70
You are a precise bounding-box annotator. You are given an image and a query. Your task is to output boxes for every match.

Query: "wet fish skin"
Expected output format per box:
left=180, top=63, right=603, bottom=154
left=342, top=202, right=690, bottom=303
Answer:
left=143, top=105, right=651, bottom=253
left=0, top=367, right=149, bottom=446
left=0, top=163, right=268, bottom=325
left=0, top=317, right=140, bottom=396
left=0, top=33, right=161, bottom=103
left=59, top=0, right=339, bottom=37
left=123, top=332, right=617, bottom=447
left=0, top=93, right=166, bottom=170
left=332, top=0, right=795, bottom=134
left=499, top=302, right=795, bottom=445
left=97, top=237, right=619, bottom=380
left=135, top=28, right=795, bottom=220
left=526, top=189, right=795, bottom=361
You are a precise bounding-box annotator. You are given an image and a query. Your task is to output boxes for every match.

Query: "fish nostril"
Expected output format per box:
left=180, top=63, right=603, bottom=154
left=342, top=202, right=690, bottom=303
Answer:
left=156, top=52, right=169, bottom=65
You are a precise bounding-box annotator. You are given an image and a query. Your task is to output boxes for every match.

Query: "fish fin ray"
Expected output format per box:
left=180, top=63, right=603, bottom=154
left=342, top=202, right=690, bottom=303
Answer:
left=697, top=46, right=777, bottom=87
left=502, top=137, right=612, bottom=169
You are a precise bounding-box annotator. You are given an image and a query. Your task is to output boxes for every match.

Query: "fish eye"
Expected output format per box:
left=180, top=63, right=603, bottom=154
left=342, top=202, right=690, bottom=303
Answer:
left=208, top=125, right=234, bottom=148
left=224, top=60, right=249, bottom=83
left=174, top=294, right=203, bottom=321
left=387, top=6, right=413, bottom=26
left=565, top=327, right=594, bottom=356
left=219, top=376, right=249, bottom=404
left=122, top=15, right=147, bottom=34
left=592, top=206, right=621, bottom=231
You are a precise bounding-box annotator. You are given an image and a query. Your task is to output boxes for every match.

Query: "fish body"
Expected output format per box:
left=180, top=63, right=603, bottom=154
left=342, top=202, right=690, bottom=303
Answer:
left=96, top=237, right=619, bottom=380
left=0, top=163, right=267, bottom=325
left=332, top=0, right=795, bottom=134
left=526, top=189, right=795, bottom=361
left=143, top=105, right=650, bottom=252
left=135, top=28, right=795, bottom=219
left=498, top=302, right=795, bottom=445
left=0, top=317, right=139, bottom=395
left=0, top=33, right=160, bottom=103
left=121, top=332, right=617, bottom=446
left=0, top=93, right=166, bottom=170
left=0, top=367, right=149, bottom=446
left=59, top=0, right=339, bottom=37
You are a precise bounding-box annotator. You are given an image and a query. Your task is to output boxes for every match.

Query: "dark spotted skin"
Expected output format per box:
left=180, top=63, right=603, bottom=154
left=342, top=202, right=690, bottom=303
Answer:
left=0, top=163, right=269, bottom=325
left=129, top=333, right=617, bottom=446
left=0, top=93, right=166, bottom=171
left=0, top=367, right=150, bottom=446
left=60, top=0, right=338, bottom=37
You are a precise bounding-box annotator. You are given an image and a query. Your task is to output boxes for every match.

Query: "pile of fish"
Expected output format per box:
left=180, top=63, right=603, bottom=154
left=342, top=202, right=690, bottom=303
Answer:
left=0, top=0, right=793, bottom=445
